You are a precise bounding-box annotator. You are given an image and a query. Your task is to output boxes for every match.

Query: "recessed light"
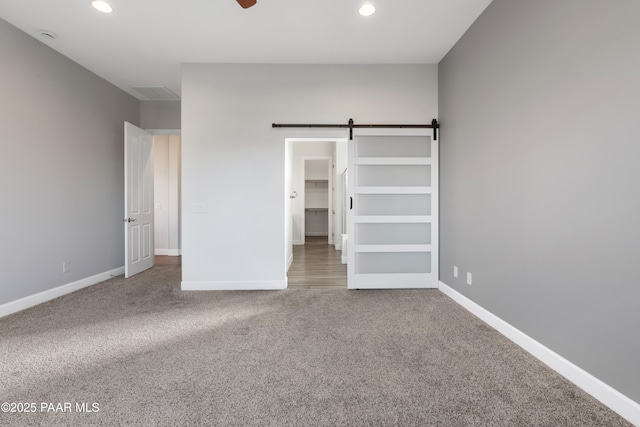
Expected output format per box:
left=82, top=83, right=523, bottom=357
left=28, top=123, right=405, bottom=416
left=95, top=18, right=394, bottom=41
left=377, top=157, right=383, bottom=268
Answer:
left=359, top=3, right=376, bottom=16
left=91, top=0, right=113, bottom=14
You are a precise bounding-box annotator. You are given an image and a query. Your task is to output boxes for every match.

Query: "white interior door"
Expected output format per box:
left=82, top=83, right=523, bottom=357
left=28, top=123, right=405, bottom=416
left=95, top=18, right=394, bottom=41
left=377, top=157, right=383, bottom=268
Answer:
left=347, top=129, right=438, bottom=289
left=124, top=122, right=154, bottom=278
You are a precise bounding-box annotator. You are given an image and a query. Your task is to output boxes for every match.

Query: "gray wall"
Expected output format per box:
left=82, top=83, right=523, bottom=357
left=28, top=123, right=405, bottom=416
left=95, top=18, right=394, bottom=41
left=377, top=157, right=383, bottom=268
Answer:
left=0, top=19, right=140, bottom=306
left=439, top=0, right=640, bottom=402
left=140, top=101, right=181, bottom=130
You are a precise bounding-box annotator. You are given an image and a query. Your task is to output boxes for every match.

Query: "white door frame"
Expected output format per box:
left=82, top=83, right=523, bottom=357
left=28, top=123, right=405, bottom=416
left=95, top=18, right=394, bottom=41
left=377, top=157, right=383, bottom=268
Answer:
left=283, top=135, right=348, bottom=284
left=301, top=156, right=333, bottom=246
left=148, top=130, right=182, bottom=257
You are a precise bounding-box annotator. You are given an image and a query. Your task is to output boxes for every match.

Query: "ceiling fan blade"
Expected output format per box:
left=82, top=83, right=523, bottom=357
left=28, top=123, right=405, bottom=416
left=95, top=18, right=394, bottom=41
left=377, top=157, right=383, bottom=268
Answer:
left=236, top=0, right=257, bottom=8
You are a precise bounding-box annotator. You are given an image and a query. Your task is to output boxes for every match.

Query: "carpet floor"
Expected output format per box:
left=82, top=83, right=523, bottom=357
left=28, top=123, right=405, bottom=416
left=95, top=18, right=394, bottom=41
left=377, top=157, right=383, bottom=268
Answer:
left=0, top=264, right=632, bottom=426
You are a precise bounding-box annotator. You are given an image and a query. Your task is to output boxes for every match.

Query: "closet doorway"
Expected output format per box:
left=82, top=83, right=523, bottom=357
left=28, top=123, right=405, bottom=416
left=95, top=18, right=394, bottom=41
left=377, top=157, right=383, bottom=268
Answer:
left=288, top=139, right=347, bottom=250
left=301, top=157, right=333, bottom=245
left=286, top=139, right=348, bottom=288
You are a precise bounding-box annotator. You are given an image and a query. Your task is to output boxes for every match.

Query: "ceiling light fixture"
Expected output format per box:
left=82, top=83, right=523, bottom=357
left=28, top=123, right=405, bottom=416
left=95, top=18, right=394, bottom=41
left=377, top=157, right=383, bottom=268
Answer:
left=91, top=0, right=113, bottom=14
left=359, top=3, right=376, bottom=17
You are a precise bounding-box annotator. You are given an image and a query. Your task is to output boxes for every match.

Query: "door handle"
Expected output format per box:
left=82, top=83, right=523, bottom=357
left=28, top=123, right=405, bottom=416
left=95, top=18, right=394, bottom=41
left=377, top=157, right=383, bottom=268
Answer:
left=350, top=197, right=353, bottom=210
left=124, top=218, right=137, bottom=223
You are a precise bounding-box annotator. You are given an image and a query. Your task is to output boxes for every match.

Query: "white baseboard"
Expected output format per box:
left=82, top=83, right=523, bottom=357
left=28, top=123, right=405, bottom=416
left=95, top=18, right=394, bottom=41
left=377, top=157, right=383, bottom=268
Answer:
left=438, top=281, right=640, bottom=426
left=181, top=280, right=287, bottom=291
left=155, top=249, right=181, bottom=256
left=293, top=240, right=304, bottom=246
left=0, top=267, right=125, bottom=319
left=305, top=232, right=328, bottom=237
left=287, top=253, right=294, bottom=272
left=334, top=244, right=342, bottom=251
left=341, top=256, right=347, bottom=264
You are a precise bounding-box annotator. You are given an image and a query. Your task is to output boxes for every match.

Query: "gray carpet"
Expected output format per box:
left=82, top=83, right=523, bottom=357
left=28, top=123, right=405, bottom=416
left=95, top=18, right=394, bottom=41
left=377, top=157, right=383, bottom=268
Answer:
left=0, top=264, right=632, bottom=426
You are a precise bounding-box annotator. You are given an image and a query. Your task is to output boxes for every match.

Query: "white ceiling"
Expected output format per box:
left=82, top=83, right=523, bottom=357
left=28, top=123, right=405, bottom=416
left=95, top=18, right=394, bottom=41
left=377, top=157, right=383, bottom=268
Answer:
left=0, top=0, right=493, bottom=100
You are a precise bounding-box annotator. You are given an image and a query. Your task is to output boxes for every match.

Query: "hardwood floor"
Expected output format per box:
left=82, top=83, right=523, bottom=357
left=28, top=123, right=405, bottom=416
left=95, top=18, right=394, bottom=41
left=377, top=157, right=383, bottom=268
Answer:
left=154, top=241, right=347, bottom=290
left=155, top=255, right=182, bottom=266
left=288, top=236, right=347, bottom=289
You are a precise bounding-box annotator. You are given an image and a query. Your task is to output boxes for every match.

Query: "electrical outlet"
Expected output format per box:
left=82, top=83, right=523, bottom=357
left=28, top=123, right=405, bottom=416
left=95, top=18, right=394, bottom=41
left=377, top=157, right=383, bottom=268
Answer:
left=453, top=266, right=458, bottom=278
left=467, top=272, right=472, bottom=285
left=62, top=261, right=71, bottom=273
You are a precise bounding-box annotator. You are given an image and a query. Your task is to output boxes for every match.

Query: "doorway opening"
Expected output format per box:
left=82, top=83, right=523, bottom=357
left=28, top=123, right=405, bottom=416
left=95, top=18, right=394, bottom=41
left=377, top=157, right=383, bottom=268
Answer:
left=301, top=157, right=332, bottom=245
left=151, top=132, right=182, bottom=262
left=124, top=124, right=182, bottom=278
left=285, top=138, right=348, bottom=288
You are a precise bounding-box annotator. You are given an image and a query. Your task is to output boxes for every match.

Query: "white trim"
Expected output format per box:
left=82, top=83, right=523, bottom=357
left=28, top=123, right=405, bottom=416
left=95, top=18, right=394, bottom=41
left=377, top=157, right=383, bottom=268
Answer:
left=0, top=267, right=125, bottom=318
left=430, top=135, right=439, bottom=287
left=334, top=243, right=342, bottom=251
left=181, top=280, right=286, bottom=291
left=305, top=232, right=329, bottom=237
left=438, top=281, right=640, bottom=426
left=287, top=253, right=294, bottom=272
left=341, top=256, right=347, bottom=264
left=155, top=249, right=182, bottom=256
left=293, top=240, right=304, bottom=246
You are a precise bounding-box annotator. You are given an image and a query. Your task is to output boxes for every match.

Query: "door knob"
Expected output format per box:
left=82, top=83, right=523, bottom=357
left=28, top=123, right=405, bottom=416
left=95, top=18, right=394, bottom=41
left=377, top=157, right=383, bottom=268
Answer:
left=124, top=218, right=137, bottom=223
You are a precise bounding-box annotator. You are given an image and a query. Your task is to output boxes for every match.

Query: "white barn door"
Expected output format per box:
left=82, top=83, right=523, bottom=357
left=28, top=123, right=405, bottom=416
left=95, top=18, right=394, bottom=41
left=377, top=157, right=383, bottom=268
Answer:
left=347, top=129, right=438, bottom=289
left=124, top=122, right=154, bottom=278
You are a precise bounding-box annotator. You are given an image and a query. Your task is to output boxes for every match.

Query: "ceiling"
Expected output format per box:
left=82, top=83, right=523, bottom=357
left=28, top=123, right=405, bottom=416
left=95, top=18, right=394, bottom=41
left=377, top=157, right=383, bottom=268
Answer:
left=0, top=0, right=493, bottom=100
